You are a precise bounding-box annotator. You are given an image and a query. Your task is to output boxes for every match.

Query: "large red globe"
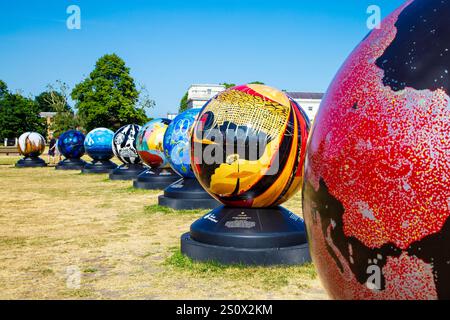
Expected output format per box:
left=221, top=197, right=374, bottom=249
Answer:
left=303, top=0, right=450, bottom=300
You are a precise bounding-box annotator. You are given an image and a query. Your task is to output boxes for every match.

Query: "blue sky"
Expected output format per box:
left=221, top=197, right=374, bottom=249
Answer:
left=0, top=0, right=405, bottom=118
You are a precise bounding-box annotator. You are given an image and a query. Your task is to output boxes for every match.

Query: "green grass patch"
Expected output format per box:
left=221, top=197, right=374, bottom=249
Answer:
left=164, top=249, right=317, bottom=290
left=144, top=204, right=205, bottom=216
left=0, top=156, right=21, bottom=166
left=83, top=268, right=98, bottom=273
left=40, top=268, right=54, bottom=276
left=119, top=186, right=157, bottom=194
left=165, top=250, right=238, bottom=273
left=0, top=236, right=27, bottom=247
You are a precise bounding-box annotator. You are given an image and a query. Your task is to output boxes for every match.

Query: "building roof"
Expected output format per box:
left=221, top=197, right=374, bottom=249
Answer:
left=287, top=92, right=324, bottom=100
left=188, top=84, right=226, bottom=89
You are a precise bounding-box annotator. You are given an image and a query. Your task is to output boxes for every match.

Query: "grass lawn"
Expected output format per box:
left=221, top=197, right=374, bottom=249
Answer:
left=0, top=155, right=327, bottom=300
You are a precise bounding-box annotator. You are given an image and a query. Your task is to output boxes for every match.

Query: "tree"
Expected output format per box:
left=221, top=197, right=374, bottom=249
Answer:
left=71, top=54, right=153, bottom=131
left=0, top=81, right=46, bottom=139
left=220, top=82, right=236, bottom=89
left=45, top=81, right=80, bottom=137
left=35, top=90, right=71, bottom=113
left=178, top=92, right=189, bottom=113
left=0, top=80, right=7, bottom=99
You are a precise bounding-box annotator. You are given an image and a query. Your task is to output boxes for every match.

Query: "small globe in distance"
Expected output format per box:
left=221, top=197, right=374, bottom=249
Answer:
left=163, top=108, right=201, bottom=178
left=112, top=124, right=142, bottom=164
left=58, top=130, right=85, bottom=159
left=18, top=132, right=46, bottom=157
left=136, top=118, right=171, bottom=169
left=84, top=128, right=114, bottom=161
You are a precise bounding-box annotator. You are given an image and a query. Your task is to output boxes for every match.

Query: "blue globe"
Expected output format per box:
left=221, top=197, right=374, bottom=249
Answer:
left=163, top=108, right=201, bottom=178
left=84, top=128, right=114, bottom=161
left=58, top=130, right=85, bottom=159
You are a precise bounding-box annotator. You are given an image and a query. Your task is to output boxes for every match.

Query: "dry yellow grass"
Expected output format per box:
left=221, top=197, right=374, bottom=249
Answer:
left=0, top=156, right=327, bottom=300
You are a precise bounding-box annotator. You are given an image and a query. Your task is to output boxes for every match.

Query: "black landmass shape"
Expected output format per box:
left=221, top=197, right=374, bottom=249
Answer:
left=375, top=0, right=450, bottom=94
left=303, top=179, right=450, bottom=299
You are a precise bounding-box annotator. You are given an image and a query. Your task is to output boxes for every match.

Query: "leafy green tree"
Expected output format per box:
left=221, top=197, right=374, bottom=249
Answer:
left=0, top=80, right=7, bottom=98
left=178, top=92, right=189, bottom=113
left=71, top=54, right=153, bottom=131
left=220, top=82, right=236, bottom=89
left=0, top=81, right=46, bottom=138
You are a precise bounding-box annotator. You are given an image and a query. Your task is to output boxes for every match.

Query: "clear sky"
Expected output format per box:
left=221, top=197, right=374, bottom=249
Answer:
left=0, top=0, right=405, bottom=118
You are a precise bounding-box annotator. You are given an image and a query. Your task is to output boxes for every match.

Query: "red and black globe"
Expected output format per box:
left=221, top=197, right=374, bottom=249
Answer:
left=303, top=0, right=450, bottom=300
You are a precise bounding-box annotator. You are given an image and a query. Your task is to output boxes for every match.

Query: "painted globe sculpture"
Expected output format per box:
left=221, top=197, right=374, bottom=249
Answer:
left=164, top=108, right=201, bottom=178
left=84, top=128, right=114, bottom=161
left=58, top=130, right=85, bottom=159
left=112, top=124, right=141, bottom=164
left=191, top=84, right=310, bottom=208
left=136, top=119, right=171, bottom=169
left=303, top=0, right=450, bottom=300
left=18, top=132, right=46, bottom=157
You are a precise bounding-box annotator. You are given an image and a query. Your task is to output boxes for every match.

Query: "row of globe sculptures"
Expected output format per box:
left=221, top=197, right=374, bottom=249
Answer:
left=13, top=0, right=450, bottom=299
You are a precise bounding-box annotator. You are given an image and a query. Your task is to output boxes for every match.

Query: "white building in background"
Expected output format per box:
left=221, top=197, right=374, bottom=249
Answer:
left=186, top=84, right=226, bottom=109
left=167, top=112, right=178, bottom=120
left=287, top=92, right=324, bottom=122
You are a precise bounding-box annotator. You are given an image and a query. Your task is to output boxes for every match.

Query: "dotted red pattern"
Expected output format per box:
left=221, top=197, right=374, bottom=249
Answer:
left=307, top=1, right=450, bottom=250
left=304, top=210, right=437, bottom=300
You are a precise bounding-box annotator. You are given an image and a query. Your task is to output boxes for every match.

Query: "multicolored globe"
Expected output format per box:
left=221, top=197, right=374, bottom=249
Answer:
left=84, top=128, right=114, bottom=161
left=136, top=119, right=171, bottom=169
left=18, top=132, right=46, bottom=157
left=58, top=130, right=85, bottom=159
left=191, top=84, right=310, bottom=208
left=303, top=0, right=450, bottom=300
left=112, top=124, right=141, bottom=164
left=164, top=109, right=201, bottom=178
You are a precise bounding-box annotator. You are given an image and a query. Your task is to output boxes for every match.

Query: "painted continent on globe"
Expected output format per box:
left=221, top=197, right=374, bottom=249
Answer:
left=303, top=0, right=450, bottom=300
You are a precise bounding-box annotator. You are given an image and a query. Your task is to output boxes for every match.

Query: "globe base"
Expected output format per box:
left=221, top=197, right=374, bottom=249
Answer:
left=133, top=168, right=181, bottom=190
left=15, top=156, right=47, bottom=168
left=109, top=163, right=146, bottom=181
left=181, top=206, right=311, bottom=266
left=158, top=178, right=221, bottom=210
left=82, top=160, right=118, bottom=174
left=55, top=158, right=87, bottom=170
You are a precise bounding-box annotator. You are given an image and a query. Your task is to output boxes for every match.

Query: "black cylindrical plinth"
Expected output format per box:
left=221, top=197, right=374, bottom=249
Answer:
left=82, top=160, right=118, bottom=174
left=15, top=156, right=47, bottom=168
left=109, top=163, right=146, bottom=181
left=55, top=158, right=87, bottom=170
left=181, top=206, right=311, bottom=266
left=158, top=178, right=221, bottom=210
left=133, top=168, right=181, bottom=190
